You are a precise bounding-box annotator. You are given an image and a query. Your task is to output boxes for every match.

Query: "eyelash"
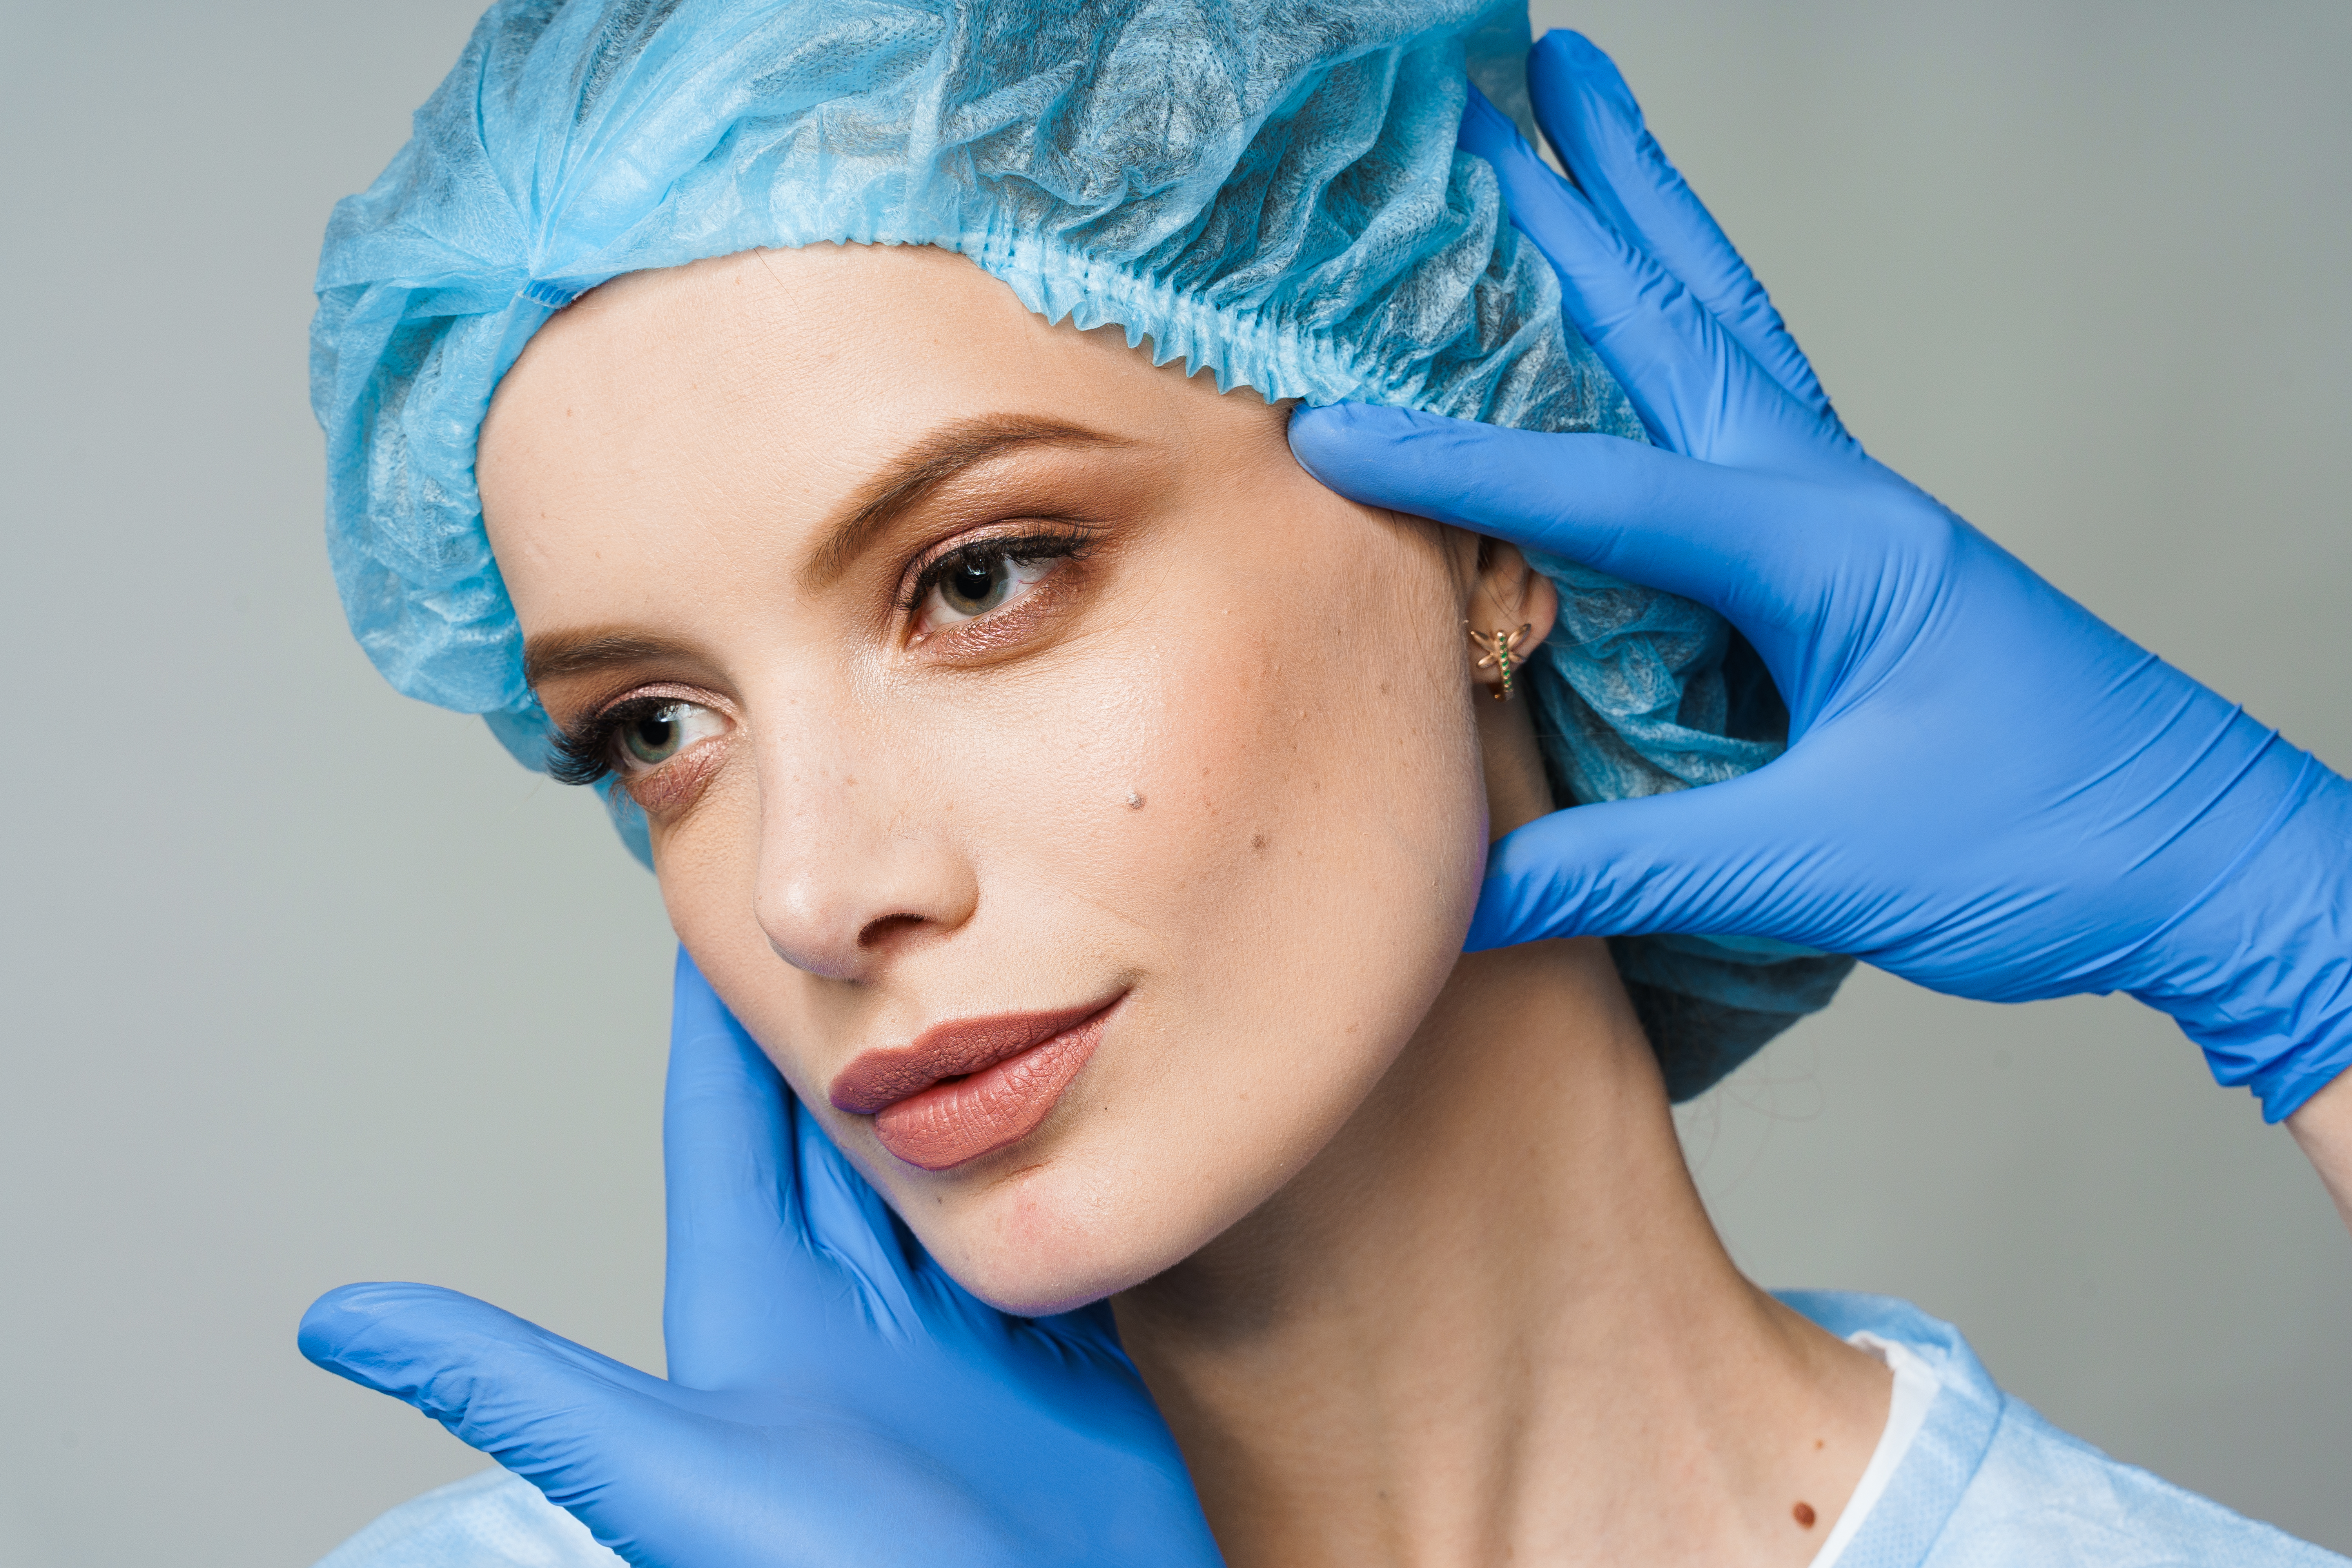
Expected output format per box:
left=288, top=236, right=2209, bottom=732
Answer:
left=548, top=693, right=681, bottom=788
left=898, top=522, right=1100, bottom=616
left=546, top=523, right=1103, bottom=789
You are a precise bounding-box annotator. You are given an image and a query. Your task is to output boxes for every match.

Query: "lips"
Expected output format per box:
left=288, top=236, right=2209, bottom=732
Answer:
left=829, top=995, right=1122, bottom=1171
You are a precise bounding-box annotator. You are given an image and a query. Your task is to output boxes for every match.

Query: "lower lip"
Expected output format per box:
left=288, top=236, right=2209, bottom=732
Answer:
left=872, top=1006, right=1115, bottom=1171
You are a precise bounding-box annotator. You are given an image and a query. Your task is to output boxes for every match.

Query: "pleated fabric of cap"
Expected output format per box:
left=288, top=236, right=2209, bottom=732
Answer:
left=311, top=0, right=1851, bottom=1097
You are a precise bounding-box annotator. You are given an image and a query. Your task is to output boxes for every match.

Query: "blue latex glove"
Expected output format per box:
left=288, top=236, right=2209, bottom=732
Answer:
left=300, top=949, right=1223, bottom=1568
left=1290, top=31, right=2352, bottom=1122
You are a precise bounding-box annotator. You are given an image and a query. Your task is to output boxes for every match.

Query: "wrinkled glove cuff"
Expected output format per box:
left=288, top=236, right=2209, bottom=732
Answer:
left=2133, top=755, right=2352, bottom=1122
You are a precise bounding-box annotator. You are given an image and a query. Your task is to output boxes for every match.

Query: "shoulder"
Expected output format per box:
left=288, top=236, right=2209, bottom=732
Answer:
left=313, top=1469, right=624, bottom=1568
left=1932, top=1401, right=2347, bottom=1568
left=1777, top=1290, right=2347, bottom=1568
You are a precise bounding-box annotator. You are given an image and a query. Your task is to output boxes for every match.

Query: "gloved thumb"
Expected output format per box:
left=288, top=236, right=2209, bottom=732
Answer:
left=300, top=1282, right=686, bottom=1495
left=1287, top=402, right=1838, bottom=646
left=1466, top=766, right=1847, bottom=953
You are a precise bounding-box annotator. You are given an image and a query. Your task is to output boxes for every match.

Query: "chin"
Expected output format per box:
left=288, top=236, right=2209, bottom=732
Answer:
left=865, top=975, right=1458, bottom=1316
left=904, top=1152, right=1209, bottom=1317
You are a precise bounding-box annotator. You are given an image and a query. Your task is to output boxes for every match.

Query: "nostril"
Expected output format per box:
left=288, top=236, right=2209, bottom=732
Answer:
left=857, top=912, right=928, bottom=949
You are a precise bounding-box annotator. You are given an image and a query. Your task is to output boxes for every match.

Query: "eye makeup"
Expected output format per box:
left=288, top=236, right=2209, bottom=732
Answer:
left=548, top=689, right=731, bottom=789
left=543, top=519, right=1108, bottom=792
left=900, top=521, right=1103, bottom=648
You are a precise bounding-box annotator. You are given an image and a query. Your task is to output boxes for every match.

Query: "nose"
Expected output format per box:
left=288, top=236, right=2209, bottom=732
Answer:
left=751, top=734, right=978, bottom=982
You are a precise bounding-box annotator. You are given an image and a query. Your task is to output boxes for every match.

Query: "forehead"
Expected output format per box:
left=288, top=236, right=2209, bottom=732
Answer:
left=484, top=245, right=1227, bottom=502
left=475, top=243, right=1283, bottom=631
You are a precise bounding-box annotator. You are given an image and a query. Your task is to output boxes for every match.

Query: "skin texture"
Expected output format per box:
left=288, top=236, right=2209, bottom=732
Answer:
left=2290, top=1071, right=2352, bottom=1237
left=479, top=242, right=1891, bottom=1566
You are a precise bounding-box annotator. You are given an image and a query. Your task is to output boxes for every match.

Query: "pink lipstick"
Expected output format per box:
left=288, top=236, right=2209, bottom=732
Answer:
left=829, top=996, right=1122, bottom=1171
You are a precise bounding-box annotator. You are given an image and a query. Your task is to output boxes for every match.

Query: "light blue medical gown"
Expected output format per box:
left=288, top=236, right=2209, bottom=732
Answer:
left=315, top=1292, right=2345, bottom=1567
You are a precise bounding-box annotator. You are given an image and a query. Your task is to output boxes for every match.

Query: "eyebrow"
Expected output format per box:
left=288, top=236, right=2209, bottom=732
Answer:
left=522, top=632, right=701, bottom=693
left=520, top=416, right=1132, bottom=695
left=800, top=414, right=1131, bottom=589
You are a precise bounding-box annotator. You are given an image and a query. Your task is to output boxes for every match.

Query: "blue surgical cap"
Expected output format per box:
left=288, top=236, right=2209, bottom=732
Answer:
left=312, top=0, right=1851, bottom=1097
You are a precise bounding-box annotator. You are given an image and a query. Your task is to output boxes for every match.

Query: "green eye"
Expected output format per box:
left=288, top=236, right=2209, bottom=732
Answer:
left=622, top=705, right=687, bottom=766
left=922, top=544, right=1060, bottom=627
left=614, top=701, right=724, bottom=771
left=940, top=553, right=1016, bottom=616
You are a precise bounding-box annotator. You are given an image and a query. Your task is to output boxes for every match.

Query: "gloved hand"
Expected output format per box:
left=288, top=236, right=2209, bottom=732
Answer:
left=1289, top=31, right=2352, bottom=1122
left=300, top=949, right=1223, bottom=1568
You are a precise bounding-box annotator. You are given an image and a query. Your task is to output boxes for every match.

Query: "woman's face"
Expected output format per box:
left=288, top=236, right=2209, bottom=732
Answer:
left=481, top=245, right=1519, bottom=1313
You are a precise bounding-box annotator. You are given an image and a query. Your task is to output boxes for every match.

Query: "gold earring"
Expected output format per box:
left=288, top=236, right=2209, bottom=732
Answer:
left=1470, top=623, right=1534, bottom=702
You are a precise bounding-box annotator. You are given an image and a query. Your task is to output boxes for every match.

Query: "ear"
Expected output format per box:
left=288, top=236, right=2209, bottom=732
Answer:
left=1463, top=539, right=1561, bottom=698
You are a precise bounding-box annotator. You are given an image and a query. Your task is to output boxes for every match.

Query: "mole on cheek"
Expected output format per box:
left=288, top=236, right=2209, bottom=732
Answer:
left=1793, top=1501, right=1817, bottom=1529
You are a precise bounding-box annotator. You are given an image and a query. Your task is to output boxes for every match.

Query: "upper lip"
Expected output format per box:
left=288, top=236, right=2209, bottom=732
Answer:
left=828, top=996, right=1123, bottom=1116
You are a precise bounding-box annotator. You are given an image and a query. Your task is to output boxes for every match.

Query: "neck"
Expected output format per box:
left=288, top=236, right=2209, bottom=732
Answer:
left=1112, top=936, right=1890, bottom=1567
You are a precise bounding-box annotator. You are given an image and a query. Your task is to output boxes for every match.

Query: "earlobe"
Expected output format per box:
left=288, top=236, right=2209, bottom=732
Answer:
left=1470, top=623, right=1536, bottom=701
left=1465, top=543, right=1560, bottom=697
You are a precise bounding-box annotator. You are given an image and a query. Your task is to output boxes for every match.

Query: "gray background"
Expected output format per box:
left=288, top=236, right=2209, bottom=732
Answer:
left=1, top=0, right=2346, bottom=1562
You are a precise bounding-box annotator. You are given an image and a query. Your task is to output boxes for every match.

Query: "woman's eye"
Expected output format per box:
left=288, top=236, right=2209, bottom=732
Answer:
left=918, top=545, right=1060, bottom=629
left=616, top=701, right=724, bottom=770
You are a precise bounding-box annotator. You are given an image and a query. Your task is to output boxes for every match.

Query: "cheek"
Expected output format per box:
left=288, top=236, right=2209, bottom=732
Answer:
left=646, top=757, right=759, bottom=923
left=921, top=501, right=1486, bottom=1013
left=1108, top=575, right=1485, bottom=993
left=641, top=761, right=815, bottom=1067
left=923, top=512, right=1492, bottom=1305
left=634, top=496, right=1494, bottom=1313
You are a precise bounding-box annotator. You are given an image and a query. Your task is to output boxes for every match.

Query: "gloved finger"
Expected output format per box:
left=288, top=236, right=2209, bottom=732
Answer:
left=1455, top=87, right=1710, bottom=452
left=1464, top=767, right=1855, bottom=953
left=1288, top=402, right=1871, bottom=658
left=1457, top=89, right=1844, bottom=481
left=1525, top=30, right=1833, bottom=421
left=663, top=946, right=844, bottom=1388
left=791, top=1084, right=929, bottom=1326
left=300, top=1281, right=687, bottom=1480
left=669, top=948, right=929, bottom=1356
left=301, top=1281, right=814, bottom=1563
